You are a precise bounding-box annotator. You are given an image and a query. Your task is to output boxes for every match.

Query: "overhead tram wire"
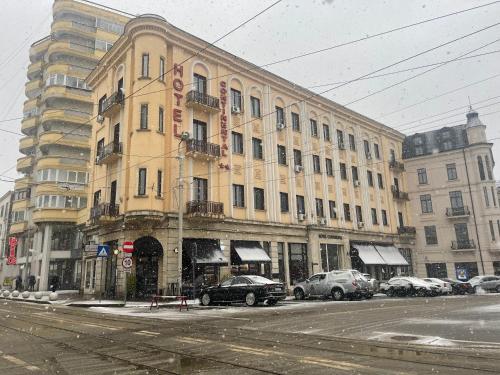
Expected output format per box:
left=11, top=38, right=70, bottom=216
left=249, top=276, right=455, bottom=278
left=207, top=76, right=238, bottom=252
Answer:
left=50, top=20, right=500, bottom=190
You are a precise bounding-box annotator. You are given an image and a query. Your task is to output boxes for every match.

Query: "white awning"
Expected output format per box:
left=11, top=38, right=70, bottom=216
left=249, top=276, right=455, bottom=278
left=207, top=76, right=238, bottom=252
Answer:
left=234, top=244, right=271, bottom=263
left=194, top=248, right=228, bottom=265
left=375, top=245, right=409, bottom=266
left=352, top=244, right=386, bottom=265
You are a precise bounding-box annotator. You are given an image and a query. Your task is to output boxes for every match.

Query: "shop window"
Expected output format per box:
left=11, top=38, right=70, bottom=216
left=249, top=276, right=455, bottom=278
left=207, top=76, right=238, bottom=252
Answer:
left=288, top=243, right=308, bottom=285
left=426, top=263, right=447, bottom=278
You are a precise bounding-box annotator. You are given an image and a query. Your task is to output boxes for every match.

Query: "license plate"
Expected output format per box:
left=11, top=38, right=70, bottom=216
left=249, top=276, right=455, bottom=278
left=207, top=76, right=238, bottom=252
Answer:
left=274, top=287, right=282, bottom=292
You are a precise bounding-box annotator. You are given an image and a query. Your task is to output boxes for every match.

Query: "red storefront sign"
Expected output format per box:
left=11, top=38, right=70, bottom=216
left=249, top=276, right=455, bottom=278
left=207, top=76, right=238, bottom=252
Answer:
left=173, top=63, right=184, bottom=138
left=7, top=237, right=17, bottom=265
left=219, top=81, right=230, bottom=170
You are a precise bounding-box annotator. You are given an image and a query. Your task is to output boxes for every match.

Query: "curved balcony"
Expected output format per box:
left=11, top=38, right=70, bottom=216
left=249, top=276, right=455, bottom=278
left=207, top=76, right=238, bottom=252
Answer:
left=12, top=199, right=30, bottom=212
left=25, top=79, right=42, bottom=98
left=32, top=208, right=79, bottom=223
left=9, top=221, right=28, bottom=235
left=446, top=206, right=470, bottom=218
left=451, top=240, right=476, bottom=251
left=46, top=41, right=101, bottom=63
left=186, top=200, right=224, bottom=220
left=51, top=20, right=97, bottom=39
left=16, top=156, right=34, bottom=173
left=14, top=177, right=31, bottom=191
left=21, top=116, right=38, bottom=135
left=42, top=85, right=92, bottom=105
left=23, top=97, right=40, bottom=113
left=19, top=136, right=36, bottom=154
left=185, top=139, right=221, bottom=159
left=39, top=131, right=90, bottom=151
left=36, top=155, right=88, bottom=168
left=29, top=35, right=51, bottom=62
left=27, top=61, right=43, bottom=80
left=185, top=90, right=220, bottom=112
left=41, top=109, right=90, bottom=128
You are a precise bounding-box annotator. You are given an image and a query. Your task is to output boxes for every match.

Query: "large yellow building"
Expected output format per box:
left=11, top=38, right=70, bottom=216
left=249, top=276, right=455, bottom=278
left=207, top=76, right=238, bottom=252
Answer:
left=83, top=14, right=415, bottom=298
left=8, top=0, right=129, bottom=291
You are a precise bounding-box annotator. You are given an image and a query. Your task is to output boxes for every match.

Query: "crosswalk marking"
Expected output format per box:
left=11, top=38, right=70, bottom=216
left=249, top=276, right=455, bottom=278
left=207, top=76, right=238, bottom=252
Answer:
left=0, top=351, right=40, bottom=371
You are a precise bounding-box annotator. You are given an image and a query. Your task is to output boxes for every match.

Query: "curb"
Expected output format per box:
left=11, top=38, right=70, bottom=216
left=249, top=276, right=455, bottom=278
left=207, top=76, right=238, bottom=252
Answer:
left=0, top=296, right=51, bottom=305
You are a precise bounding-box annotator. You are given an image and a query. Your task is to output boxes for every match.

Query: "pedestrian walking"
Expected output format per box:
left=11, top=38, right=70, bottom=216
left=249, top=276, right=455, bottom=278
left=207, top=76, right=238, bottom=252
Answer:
left=15, top=275, right=23, bottom=291
left=28, top=275, right=36, bottom=292
left=50, top=275, right=59, bottom=292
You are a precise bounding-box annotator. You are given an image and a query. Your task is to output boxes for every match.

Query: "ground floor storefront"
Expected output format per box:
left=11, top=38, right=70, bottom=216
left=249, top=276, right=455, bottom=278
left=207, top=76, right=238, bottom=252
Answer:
left=82, top=217, right=413, bottom=299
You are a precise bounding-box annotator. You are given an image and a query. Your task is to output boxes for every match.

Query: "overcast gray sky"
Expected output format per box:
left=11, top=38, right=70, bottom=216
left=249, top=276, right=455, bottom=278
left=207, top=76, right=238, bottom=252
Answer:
left=0, top=0, right=499, bottom=196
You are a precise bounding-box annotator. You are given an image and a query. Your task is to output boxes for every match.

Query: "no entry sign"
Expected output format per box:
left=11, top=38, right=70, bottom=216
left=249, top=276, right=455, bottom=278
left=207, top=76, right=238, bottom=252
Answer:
left=123, top=241, right=134, bottom=254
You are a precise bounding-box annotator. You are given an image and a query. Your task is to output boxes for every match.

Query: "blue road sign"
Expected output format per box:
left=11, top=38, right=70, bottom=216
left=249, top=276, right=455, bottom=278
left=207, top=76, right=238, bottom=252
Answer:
left=96, top=245, right=110, bottom=257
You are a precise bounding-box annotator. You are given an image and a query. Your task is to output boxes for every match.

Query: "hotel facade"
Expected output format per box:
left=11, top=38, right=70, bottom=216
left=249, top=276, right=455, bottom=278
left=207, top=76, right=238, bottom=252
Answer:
left=82, top=14, right=415, bottom=298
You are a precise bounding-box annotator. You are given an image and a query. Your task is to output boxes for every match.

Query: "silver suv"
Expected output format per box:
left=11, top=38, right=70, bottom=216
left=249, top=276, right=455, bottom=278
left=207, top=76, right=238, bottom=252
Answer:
left=293, top=270, right=370, bottom=301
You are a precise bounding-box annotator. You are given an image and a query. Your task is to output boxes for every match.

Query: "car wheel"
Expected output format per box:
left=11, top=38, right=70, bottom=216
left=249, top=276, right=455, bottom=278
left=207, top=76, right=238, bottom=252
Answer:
left=200, top=293, right=211, bottom=306
left=245, top=292, right=257, bottom=306
left=331, top=288, right=344, bottom=301
left=496, top=286, right=500, bottom=293
left=267, top=299, right=278, bottom=306
left=385, top=288, right=394, bottom=297
left=365, top=293, right=373, bottom=300
left=294, top=288, right=305, bottom=300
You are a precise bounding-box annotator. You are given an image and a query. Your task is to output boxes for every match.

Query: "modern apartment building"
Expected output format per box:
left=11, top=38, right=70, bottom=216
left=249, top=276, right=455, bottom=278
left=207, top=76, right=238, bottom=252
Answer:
left=82, top=14, right=415, bottom=298
left=10, top=0, right=129, bottom=291
left=404, top=109, right=500, bottom=280
left=0, top=191, right=15, bottom=286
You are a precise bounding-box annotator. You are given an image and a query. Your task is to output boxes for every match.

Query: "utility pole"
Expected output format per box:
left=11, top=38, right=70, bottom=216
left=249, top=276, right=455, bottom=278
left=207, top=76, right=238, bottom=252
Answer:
left=177, top=132, right=189, bottom=296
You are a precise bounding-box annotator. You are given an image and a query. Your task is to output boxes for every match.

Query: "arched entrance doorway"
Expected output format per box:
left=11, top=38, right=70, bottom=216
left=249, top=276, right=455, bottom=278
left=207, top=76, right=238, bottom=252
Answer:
left=134, top=236, right=163, bottom=298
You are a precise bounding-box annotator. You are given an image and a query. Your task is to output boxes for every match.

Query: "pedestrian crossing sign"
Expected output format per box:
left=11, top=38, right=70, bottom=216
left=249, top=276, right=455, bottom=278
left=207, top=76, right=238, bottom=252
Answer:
left=96, top=245, right=110, bottom=257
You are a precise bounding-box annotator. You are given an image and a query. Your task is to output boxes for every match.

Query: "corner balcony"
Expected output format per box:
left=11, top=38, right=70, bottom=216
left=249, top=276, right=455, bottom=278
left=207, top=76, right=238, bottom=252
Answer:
left=51, top=20, right=97, bottom=39
left=32, top=208, right=78, bottom=223
left=29, top=35, right=51, bottom=62
left=41, top=109, right=90, bottom=128
left=42, top=85, right=92, bottom=105
left=21, top=116, right=38, bottom=135
left=90, top=203, right=120, bottom=225
left=96, top=142, right=122, bottom=165
left=46, top=41, right=100, bottom=63
left=398, top=226, right=416, bottom=235
left=389, top=160, right=405, bottom=172
left=186, top=200, right=224, bottom=220
left=19, top=136, right=36, bottom=154
left=99, top=91, right=124, bottom=117
left=185, top=139, right=221, bottom=159
left=14, top=177, right=31, bottom=191
left=27, top=61, right=43, bottom=80
left=17, top=156, right=34, bottom=173
left=185, top=90, right=220, bottom=112
left=39, top=131, right=90, bottom=151
left=451, top=239, right=476, bottom=251
left=391, top=186, right=409, bottom=201
left=446, top=206, right=470, bottom=218
left=9, top=221, right=28, bottom=235
left=25, top=79, right=42, bottom=98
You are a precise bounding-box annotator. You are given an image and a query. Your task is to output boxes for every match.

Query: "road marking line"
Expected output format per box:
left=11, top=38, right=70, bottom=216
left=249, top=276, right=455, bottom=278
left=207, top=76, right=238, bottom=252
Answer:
left=229, top=348, right=269, bottom=356
left=301, top=356, right=365, bottom=369
left=0, top=353, right=40, bottom=371
left=139, top=330, right=160, bottom=335
left=32, top=312, right=121, bottom=330
left=176, top=336, right=212, bottom=344
left=133, top=331, right=161, bottom=337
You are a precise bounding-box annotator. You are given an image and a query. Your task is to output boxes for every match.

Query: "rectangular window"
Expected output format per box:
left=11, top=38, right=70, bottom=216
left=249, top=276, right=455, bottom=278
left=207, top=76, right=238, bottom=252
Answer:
left=329, top=200, right=337, bottom=219
left=254, top=188, right=265, bottom=210
left=323, top=124, right=330, bottom=141
left=310, top=119, right=318, bottom=137
left=351, top=166, right=359, bottom=183
left=193, top=73, right=207, bottom=94
left=492, top=186, right=497, bottom=207
left=484, top=186, right=490, bottom=207
left=326, top=158, right=333, bottom=176
left=158, top=107, right=164, bottom=132
left=426, top=263, right=448, bottom=278
left=367, top=171, right=374, bottom=186
left=337, top=130, right=344, bottom=148
left=232, top=132, right=244, bottom=154
left=192, top=177, right=207, bottom=202
left=315, top=198, right=324, bottom=217
left=381, top=209, right=388, bottom=226
left=250, top=96, right=260, bottom=117
left=497, top=220, right=500, bottom=237
left=141, top=53, right=149, bottom=77
left=138, top=168, right=147, bottom=196
left=252, top=138, right=263, bottom=159
left=313, top=155, right=321, bottom=173
left=140, top=104, right=148, bottom=129
left=159, top=57, right=165, bottom=81
left=446, top=163, right=457, bottom=180
left=490, top=220, right=496, bottom=241
left=349, top=134, right=356, bottom=151
left=478, top=156, right=486, bottom=180
left=193, top=119, right=207, bottom=141
left=420, top=194, right=433, bottom=213
left=374, top=143, right=380, bottom=159
left=289, top=150, right=301, bottom=169
left=233, top=184, right=245, bottom=207
left=424, top=225, right=438, bottom=245
left=340, top=163, right=347, bottom=180
left=355, top=205, right=363, bottom=223
left=417, top=168, right=428, bottom=184
left=377, top=173, right=384, bottom=189
left=276, top=106, right=285, bottom=126
left=296, top=195, right=305, bottom=215
left=454, top=223, right=470, bottom=243
left=363, top=140, right=371, bottom=158
left=291, top=112, right=300, bottom=131
left=280, top=192, right=289, bottom=212
left=277, top=242, right=285, bottom=282
left=371, top=208, right=378, bottom=225
left=449, top=191, right=464, bottom=209
left=231, top=89, right=242, bottom=111
left=343, top=203, right=351, bottom=221
left=278, top=145, right=287, bottom=165
left=155, top=170, right=162, bottom=197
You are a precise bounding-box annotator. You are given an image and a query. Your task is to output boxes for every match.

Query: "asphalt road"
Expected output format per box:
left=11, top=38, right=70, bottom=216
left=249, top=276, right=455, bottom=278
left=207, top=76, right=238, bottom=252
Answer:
left=0, top=294, right=499, bottom=374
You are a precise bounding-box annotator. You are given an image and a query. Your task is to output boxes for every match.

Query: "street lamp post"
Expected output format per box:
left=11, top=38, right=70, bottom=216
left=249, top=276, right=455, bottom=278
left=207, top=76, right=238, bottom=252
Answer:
left=177, top=132, right=190, bottom=296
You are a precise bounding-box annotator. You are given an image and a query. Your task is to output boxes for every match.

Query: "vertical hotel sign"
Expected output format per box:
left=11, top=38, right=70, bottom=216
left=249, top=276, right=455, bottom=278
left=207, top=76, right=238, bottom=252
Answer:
left=219, top=81, right=230, bottom=170
left=173, top=64, right=184, bottom=138
left=7, top=237, right=17, bottom=265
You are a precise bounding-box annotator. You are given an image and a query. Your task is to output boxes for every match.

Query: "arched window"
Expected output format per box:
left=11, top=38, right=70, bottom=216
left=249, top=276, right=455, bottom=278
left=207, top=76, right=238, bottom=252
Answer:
left=477, top=156, right=486, bottom=181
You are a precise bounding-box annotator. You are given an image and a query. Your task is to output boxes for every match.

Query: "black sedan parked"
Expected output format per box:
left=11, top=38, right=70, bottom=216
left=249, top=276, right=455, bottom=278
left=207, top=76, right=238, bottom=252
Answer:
left=199, top=275, right=286, bottom=306
left=441, top=278, right=474, bottom=294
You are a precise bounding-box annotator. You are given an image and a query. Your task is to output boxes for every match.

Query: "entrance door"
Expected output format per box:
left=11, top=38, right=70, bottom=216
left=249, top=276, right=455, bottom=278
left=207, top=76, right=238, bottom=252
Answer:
left=110, top=181, right=117, bottom=208
left=113, top=123, right=120, bottom=145
left=134, top=236, right=163, bottom=298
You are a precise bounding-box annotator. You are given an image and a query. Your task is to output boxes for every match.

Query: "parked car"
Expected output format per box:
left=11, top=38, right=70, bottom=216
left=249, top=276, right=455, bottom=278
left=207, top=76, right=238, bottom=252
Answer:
left=468, top=275, right=500, bottom=293
left=380, top=277, right=439, bottom=297
left=423, top=278, right=452, bottom=295
left=293, top=270, right=370, bottom=301
left=199, top=275, right=286, bottom=306
left=441, top=278, right=473, bottom=294
left=362, top=273, right=380, bottom=293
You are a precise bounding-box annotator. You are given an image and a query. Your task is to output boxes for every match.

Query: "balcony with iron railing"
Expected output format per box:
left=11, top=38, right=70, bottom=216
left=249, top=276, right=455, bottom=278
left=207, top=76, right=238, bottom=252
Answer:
left=96, top=141, right=122, bottom=165
left=99, top=91, right=124, bottom=117
left=90, top=203, right=120, bottom=224
left=398, top=226, right=416, bottom=235
left=451, top=239, right=476, bottom=250
left=389, top=159, right=405, bottom=172
left=185, top=139, right=221, bottom=159
left=446, top=206, right=470, bottom=218
left=391, top=186, right=409, bottom=201
left=185, top=90, right=220, bottom=112
left=186, top=200, right=224, bottom=220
